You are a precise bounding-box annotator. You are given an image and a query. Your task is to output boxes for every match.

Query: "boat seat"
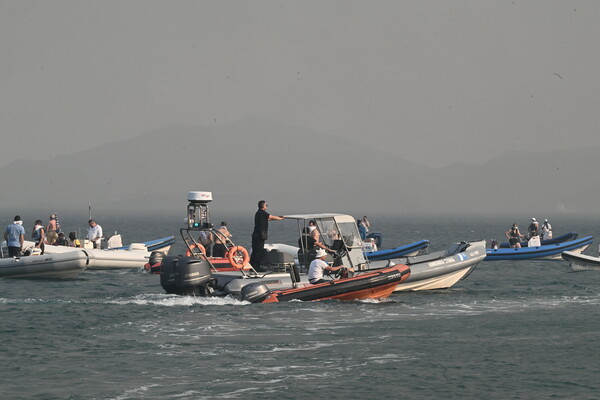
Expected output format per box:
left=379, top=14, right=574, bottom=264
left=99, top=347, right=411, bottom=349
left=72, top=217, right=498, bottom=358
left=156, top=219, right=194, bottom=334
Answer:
left=443, top=242, right=470, bottom=257
left=262, top=249, right=295, bottom=272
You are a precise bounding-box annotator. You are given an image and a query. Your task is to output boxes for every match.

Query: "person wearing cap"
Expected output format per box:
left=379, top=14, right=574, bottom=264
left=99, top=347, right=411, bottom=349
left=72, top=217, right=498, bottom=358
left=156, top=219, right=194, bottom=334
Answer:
left=307, top=248, right=353, bottom=284
left=4, top=215, right=26, bottom=257
left=505, top=223, right=525, bottom=248
left=528, top=218, right=539, bottom=239
left=250, top=200, right=284, bottom=271
left=540, top=219, right=553, bottom=240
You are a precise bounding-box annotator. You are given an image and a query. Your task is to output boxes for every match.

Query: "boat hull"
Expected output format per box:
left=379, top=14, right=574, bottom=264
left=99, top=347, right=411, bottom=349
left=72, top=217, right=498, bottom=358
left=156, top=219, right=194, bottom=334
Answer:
left=214, top=240, right=486, bottom=295
left=258, top=265, right=410, bottom=303
left=485, top=236, right=593, bottom=261
left=369, top=240, right=487, bottom=291
left=85, top=249, right=151, bottom=269
left=0, top=250, right=89, bottom=279
left=499, top=232, right=578, bottom=248
left=23, top=238, right=167, bottom=269
left=562, top=251, right=600, bottom=271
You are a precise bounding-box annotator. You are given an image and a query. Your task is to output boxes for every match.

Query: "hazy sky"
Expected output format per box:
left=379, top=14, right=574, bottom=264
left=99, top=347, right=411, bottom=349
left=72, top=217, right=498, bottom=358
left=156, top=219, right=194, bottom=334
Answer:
left=2, top=1, right=600, bottom=168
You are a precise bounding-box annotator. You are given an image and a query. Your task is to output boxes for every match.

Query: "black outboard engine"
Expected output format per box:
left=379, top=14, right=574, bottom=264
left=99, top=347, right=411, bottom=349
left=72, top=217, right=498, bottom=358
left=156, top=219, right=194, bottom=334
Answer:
left=240, top=282, right=271, bottom=303
left=149, top=251, right=165, bottom=266
left=160, top=256, right=215, bottom=296
left=145, top=251, right=166, bottom=274
left=159, top=255, right=178, bottom=294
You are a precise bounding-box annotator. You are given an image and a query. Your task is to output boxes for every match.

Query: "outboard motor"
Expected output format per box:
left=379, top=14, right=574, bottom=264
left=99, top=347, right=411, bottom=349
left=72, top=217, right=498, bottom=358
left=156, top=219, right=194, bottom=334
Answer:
left=160, top=256, right=215, bottom=296
left=145, top=251, right=165, bottom=274
left=160, top=255, right=179, bottom=294
left=240, top=282, right=271, bottom=303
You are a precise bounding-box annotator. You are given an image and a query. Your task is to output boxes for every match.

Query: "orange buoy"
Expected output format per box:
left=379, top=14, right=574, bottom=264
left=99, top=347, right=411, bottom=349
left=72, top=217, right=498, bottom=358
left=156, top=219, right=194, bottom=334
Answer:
left=186, top=243, right=206, bottom=257
left=227, top=246, right=250, bottom=269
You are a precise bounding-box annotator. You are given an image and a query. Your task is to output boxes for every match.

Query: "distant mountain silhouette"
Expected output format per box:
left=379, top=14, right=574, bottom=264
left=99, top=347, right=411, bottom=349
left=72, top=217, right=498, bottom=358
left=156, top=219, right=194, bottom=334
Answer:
left=0, top=118, right=597, bottom=216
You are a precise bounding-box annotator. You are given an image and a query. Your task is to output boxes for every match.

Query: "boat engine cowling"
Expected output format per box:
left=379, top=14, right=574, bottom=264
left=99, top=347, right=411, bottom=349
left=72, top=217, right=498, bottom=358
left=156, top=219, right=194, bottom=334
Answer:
left=160, top=256, right=214, bottom=296
left=240, top=282, right=271, bottom=303
left=149, top=251, right=165, bottom=266
left=175, top=258, right=212, bottom=286
left=159, top=255, right=179, bottom=293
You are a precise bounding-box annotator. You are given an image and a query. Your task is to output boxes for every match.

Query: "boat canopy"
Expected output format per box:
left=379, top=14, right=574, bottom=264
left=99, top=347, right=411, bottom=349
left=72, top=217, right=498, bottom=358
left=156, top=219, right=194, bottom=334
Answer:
left=283, top=213, right=349, bottom=220
left=287, top=213, right=367, bottom=270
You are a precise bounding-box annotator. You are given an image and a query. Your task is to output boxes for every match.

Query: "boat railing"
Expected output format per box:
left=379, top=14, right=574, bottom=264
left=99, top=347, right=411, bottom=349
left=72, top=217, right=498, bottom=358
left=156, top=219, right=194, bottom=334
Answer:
left=180, top=227, right=256, bottom=276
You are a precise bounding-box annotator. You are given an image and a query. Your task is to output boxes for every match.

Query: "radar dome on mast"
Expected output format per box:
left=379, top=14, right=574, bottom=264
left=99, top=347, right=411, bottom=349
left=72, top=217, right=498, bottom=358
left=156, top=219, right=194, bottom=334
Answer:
left=186, top=191, right=213, bottom=229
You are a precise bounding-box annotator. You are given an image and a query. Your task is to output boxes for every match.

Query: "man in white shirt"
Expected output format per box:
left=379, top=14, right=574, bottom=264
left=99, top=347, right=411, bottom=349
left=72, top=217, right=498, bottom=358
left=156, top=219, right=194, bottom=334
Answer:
left=308, top=248, right=353, bottom=284
left=87, top=219, right=103, bottom=249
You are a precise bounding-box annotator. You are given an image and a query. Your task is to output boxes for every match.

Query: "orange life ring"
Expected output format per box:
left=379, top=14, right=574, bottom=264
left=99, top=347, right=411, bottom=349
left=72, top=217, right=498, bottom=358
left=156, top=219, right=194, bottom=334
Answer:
left=227, top=246, right=250, bottom=269
left=186, top=243, right=206, bottom=257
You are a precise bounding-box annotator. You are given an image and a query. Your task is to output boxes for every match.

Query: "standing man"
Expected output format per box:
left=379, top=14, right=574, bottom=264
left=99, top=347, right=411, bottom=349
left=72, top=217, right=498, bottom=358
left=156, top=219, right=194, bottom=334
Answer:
left=46, top=213, right=59, bottom=245
left=87, top=219, right=103, bottom=249
left=249, top=200, right=284, bottom=271
left=4, top=215, right=25, bottom=257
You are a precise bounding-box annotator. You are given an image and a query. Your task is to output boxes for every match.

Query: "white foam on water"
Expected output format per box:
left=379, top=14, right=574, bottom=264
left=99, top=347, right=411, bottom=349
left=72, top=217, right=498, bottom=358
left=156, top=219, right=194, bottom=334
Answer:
left=107, top=383, right=160, bottom=400
left=171, top=390, right=202, bottom=398
left=251, top=341, right=336, bottom=353
left=366, top=353, right=418, bottom=364
left=104, top=293, right=250, bottom=307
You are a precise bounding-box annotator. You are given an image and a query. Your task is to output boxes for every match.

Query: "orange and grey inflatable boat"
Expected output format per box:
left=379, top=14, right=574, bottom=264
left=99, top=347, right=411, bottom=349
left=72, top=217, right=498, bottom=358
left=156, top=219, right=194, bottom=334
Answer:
left=239, top=264, right=410, bottom=303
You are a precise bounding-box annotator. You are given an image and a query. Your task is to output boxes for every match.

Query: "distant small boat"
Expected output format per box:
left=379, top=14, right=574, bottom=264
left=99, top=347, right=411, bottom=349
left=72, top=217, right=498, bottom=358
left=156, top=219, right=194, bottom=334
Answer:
left=0, top=251, right=88, bottom=279
left=486, top=236, right=593, bottom=261
left=498, top=232, right=578, bottom=248
left=562, top=250, right=600, bottom=271
left=365, top=240, right=429, bottom=260
left=21, top=235, right=176, bottom=270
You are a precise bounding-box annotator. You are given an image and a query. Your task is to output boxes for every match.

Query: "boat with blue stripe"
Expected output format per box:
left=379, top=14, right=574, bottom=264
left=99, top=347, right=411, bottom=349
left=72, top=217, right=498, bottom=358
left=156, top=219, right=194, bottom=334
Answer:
left=365, top=239, right=430, bottom=261
left=112, top=235, right=175, bottom=252
left=498, top=232, right=578, bottom=248
left=486, top=236, right=593, bottom=261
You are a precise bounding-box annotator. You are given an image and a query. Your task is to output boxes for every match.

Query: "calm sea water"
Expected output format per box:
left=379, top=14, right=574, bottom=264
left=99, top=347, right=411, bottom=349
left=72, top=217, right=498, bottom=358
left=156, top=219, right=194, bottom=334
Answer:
left=1, top=211, right=600, bottom=399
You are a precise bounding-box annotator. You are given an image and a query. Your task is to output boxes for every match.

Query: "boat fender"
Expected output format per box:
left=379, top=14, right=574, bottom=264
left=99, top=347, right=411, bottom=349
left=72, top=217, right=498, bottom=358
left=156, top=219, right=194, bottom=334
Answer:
left=185, top=243, right=206, bottom=257
left=227, top=246, right=250, bottom=269
left=240, top=282, right=271, bottom=303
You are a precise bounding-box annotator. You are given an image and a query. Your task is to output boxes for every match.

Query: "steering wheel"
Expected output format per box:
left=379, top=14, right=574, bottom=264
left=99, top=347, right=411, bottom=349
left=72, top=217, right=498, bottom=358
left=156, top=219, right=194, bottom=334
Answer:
left=334, top=267, right=347, bottom=279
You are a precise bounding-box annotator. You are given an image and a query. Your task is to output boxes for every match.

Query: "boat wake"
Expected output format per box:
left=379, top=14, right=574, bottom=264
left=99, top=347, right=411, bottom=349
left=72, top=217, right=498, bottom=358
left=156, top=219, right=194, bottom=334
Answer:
left=104, top=293, right=249, bottom=307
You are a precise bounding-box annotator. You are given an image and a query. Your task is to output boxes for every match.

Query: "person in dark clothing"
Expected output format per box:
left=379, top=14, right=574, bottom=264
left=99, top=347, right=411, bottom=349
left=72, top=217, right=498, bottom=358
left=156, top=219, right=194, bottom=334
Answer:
left=505, top=223, right=525, bottom=248
left=249, top=200, right=284, bottom=271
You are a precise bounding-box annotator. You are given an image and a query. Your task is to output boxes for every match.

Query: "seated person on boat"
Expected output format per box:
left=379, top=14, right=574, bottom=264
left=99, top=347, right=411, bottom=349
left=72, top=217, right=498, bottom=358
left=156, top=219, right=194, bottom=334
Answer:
left=308, top=248, right=353, bottom=284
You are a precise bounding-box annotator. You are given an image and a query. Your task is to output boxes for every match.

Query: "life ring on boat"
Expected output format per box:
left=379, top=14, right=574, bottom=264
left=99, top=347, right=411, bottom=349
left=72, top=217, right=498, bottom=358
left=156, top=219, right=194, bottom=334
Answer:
left=186, top=243, right=206, bottom=257
left=227, top=246, right=250, bottom=269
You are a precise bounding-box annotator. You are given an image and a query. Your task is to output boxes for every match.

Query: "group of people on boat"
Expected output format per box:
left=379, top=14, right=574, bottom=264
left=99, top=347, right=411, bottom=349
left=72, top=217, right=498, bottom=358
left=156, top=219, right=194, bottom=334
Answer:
left=3, top=213, right=107, bottom=257
left=505, top=217, right=553, bottom=248
left=246, top=200, right=356, bottom=283
left=195, top=221, right=233, bottom=258
left=185, top=197, right=367, bottom=286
